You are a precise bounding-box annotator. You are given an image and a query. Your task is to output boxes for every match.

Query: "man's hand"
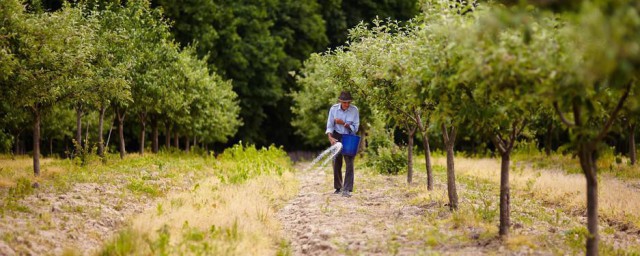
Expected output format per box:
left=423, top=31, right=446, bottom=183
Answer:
left=334, top=118, right=345, bottom=125
left=328, top=135, right=337, bottom=145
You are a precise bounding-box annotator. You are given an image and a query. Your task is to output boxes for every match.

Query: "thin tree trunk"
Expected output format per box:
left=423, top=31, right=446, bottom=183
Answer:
left=116, top=108, right=126, bottom=159
left=193, top=136, right=197, bottom=149
left=33, top=109, right=41, bottom=176
left=174, top=132, right=179, bottom=149
left=13, top=132, right=20, bottom=155
left=152, top=118, right=159, bottom=153
left=21, top=139, right=25, bottom=155
left=98, top=106, right=106, bottom=157
left=106, top=116, right=115, bottom=151
left=416, top=114, right=433, bottom=190
left=75, top=106, right=82, bottom=148
left=138, top=112, right=147, bottom=155
left=499, top=151, right=511, bottom=237
left=64, top=135, right=68, bottom=158
left=629, top=123, right=636, bottom=165
left=165, top=122, right=171, bottom=149
left=85, top=113, right=90, bottom=147
left=49, top=138, right=53, bottom=157
left=423, top=134, right=433, bottom=190
left=185, top=136, right=190, bottom=152
left=579, top=148, right=598, bottom=256
left=407, top=127, right=415, bottom=184
left=545, top=122, right=553, bottom=156
left=442, top=124, right=458, bottom=211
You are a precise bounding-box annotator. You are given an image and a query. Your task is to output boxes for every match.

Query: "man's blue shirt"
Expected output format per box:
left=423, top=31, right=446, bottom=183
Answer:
left=326, top=104, right=360, bottom=135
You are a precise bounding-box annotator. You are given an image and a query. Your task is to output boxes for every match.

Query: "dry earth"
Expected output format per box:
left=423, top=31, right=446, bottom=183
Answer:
left=277, top=165, right=494, bottom=256
left=0, top=170, right=196, bottom=255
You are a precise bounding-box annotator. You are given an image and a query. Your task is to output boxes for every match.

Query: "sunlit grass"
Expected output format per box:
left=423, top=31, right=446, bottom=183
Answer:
left=426, top=155, right=640, bottom=230
left=112, top=172, right=298, bottom=255
left=96, top=145, right=298, bottom=255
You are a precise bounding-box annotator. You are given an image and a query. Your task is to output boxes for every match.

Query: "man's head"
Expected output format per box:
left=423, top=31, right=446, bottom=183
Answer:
left=338, top=91, right=352, bottom=110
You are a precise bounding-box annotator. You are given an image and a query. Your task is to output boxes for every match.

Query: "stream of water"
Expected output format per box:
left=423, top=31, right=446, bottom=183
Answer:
left=305, top=142, right=342, bottom=172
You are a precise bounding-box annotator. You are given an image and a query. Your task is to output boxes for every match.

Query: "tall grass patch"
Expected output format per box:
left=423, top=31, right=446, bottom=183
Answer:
left=100, top=144, right=298, bottom=255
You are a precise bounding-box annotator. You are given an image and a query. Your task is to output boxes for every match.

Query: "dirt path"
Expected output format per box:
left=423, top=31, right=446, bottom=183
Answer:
left=276, top=165, right=487, bottom=255
left=278, top=167, right=395, bottom=255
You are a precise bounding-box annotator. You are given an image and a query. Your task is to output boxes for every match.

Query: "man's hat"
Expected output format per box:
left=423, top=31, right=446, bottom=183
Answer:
left=338, top=91, right=353, bottom=102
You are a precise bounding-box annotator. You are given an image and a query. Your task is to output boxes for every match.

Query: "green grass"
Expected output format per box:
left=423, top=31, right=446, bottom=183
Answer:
left=99, top=228, right=139, bottom=256
left=126, top=178, right=161, bottom=197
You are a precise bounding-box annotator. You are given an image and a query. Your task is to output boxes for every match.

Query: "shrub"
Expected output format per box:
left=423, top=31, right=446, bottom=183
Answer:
left=217, top=143, right=292, bottom=184
left=367, top=144, right=407, bottom=175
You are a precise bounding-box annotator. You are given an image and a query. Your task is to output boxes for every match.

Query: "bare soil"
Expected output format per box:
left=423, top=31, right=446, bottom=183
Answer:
left=0, top=169, right=195, bottom=255
left=277, top=165, right=492, bottom=255
left=277, top=164, right=640, bottom=255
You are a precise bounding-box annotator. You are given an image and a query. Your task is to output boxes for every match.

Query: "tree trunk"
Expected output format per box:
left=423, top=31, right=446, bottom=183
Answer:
left=499, top=151, right=511, bottom=237
left=545, top=122, right=553, bottom=156
left=629, top=123, right=636, bottom=165
left=407, top=127, right=415, bottom=184
left=49, top=137, right=53, bottom=157
left=165, top=122, right=171, bottom=149
left=423, top=134, right=433, bottom=190
left=152, top=118, right=159, bottom=153
left=13, top=132, right=20, bottom=155
left=116, top=108, right=126, bottom=159
left=98, top=106, right=106, bottom=157
left=33, top=109, right=41, bottom=176
left=139, top=121, right=146, bottom=155
left=442, top=124, right=458, bottom=211
left=185, top=136, right=190, bottom=152
left=21, top=138, right=26, bottom=155
left=75, top=106, right=83, bottom=148
left=174, top=132, right=179, bottom=149
left=578, top=148, right=598, bottom=256
left=64, top=136, right=68, bottom=158
left=416, top=113, right=433, bottom=190
left=84, top=113, right=90, bottom=147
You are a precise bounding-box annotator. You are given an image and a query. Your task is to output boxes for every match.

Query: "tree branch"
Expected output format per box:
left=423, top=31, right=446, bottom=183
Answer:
left=553, top=102, right=575, bottom=127
left=595, top=82, right=632, bottom=143
left=491, top=134, right=507, bottom=154
left=441, top=123, right=449, bottom=145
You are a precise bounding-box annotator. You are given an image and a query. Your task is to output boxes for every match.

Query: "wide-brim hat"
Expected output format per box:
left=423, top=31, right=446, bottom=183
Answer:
left=338, top=91, right=353, bottom=102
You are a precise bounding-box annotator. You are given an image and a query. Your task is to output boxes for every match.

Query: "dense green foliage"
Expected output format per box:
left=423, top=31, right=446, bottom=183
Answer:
left=0, top=0, right=240, bottom=174
left=153, top=0, right=418, bottom=146
left=3, top=0, right=420, bottom=152
left=293, top=0, right=639, bottom=253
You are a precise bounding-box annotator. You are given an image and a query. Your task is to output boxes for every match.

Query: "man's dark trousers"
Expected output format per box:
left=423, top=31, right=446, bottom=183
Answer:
left=332, top=131, right=354, bottom=192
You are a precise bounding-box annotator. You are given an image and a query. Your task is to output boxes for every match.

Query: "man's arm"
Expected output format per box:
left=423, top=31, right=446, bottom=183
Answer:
left=325, top=107, right=334, bottom=135
left=326, top=107, right=336, bottom=145
left=350, top=108, right=360, bottom=133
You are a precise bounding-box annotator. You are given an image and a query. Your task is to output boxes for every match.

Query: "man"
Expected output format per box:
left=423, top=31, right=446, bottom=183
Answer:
left=326, top=91, right=360, bottom=197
